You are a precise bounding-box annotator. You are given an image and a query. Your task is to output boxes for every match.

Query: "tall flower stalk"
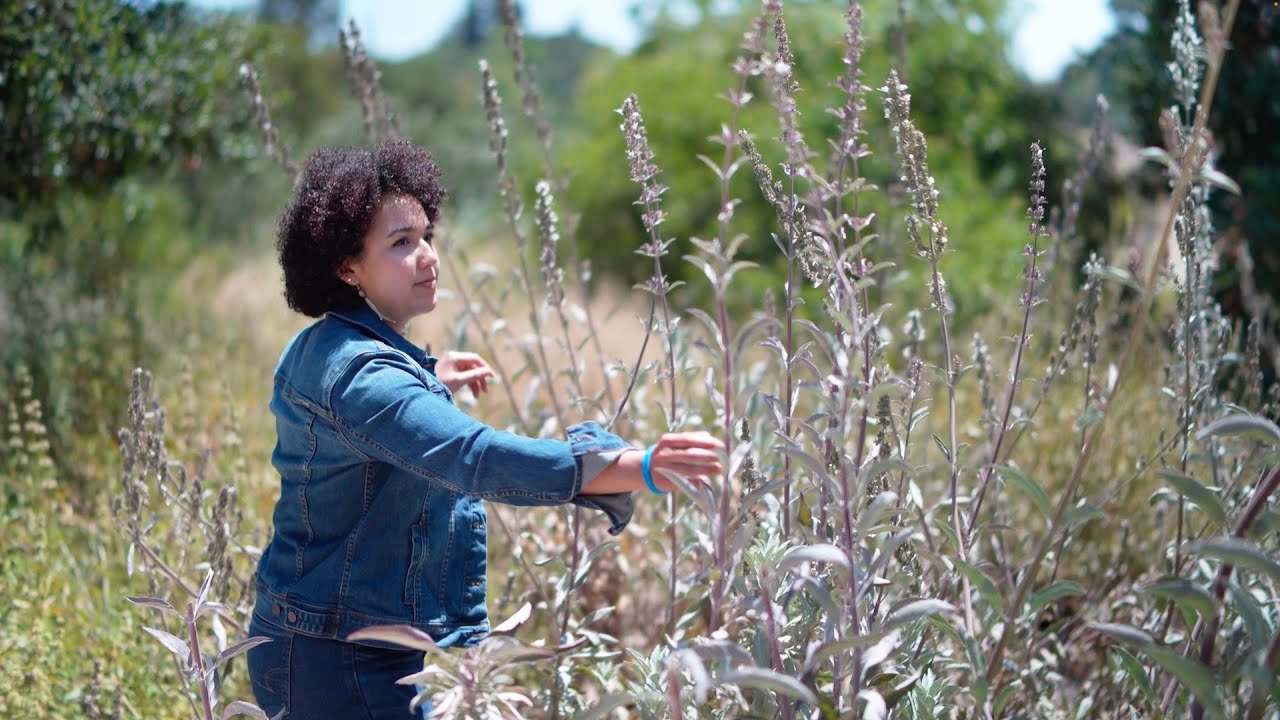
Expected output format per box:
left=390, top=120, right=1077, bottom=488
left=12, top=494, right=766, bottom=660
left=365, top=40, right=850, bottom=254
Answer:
left=881, top=70, right=977, bottom=642
left=615, top=94, right=676, bottom=431
left=479, top=59, right=566, bottom=429
left=964, top=142, right=1048, bottom=543
left=498, top=0, right=619, bottom=420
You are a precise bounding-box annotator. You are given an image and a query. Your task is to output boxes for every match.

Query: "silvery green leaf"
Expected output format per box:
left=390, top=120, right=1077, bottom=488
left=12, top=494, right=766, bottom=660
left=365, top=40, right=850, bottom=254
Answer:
left=858, top=689, right=888, bottom=720
left=126, top=595, right=181, bottom=619
left=734, top=315, right=780, bottom=359
left=718, top=667, right=817, bottom=705
left=1112, top=646, right=1153, bottom=699
left=1145, top=578, right=1214, bottom=620
left=1226, top=582, right=1269, bottom=649
left=221, top=701, right=269, bottom=719
left=998, top=465, right=1050, bottom=519
left=582, top=605, right=615, bottom=627
left=858, top=492, right=899, bottom=537
left=1088, top=265, right=1142, bottom=291
left=1028, top=581, right=1086, bottom=617
left=667, top=648, right=711, bottom=705
left=144, top=626, right=191, bottom=667
left=1196, top=414, right=1280, bottom=446
left=1138, top=146, right=1175, bottom=169
left=491, top=602, right=533, bottom=635
left=211, top=637, right=272, bottom=675
left=878, top=671, right=921, bottom=709
left=1157, top=469, right=1229, bottom=528
left=885, top=599, right=955, bottom=631
left=781, top=543, right=850, bottom=577
left=994, top=683, right=1019, bottom=717
left=1064, top=502, right=1106, bottom=527
left=483, top=638, right=555, bottom=666
left=574, top=693, right=636, bottom=720
left=1186, top=537, right=1280, bottom=584
left=866, top=530, right=914, bottom=580
left=863, top=458, right=910, bottom=483
left=953, top=560, right=1003, bottom=616
left=196, top=569, right=214, bottom=610
left=931, top=434, right=951, bottom=463
left=861, top=630, right=900, bottom=672
left=212, top=614, right=227, bottom=653
left=866, top=381, right=905, bottom=409
left=791, top=576, right=840, bottom=640
left=1090, top=622, right=1155, bottom=648
left=1143, top=645, right=1226, bottom=718
left=346, top=624, right=439, bottom=653
left=574, top=542, right=620, bottom=586
left=197, top=601, right=231, bottom=621
left=736, top=476, right=792, bottom=526
left=685, top=308, right=726, bottom=354
left=1200, top=167, right=1241, bottom=195
left=805, top=636, right=882, bottom=671
left=1074, top=407, right=1104, bottom=431
left=695, top=153, right=726, bottom=181
left=692, top=639, right=754, bottom=667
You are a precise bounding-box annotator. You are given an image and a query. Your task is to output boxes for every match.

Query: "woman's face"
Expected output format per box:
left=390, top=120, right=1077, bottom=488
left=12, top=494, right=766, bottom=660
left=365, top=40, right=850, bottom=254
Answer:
left=342, top=194, right=438, bottom=330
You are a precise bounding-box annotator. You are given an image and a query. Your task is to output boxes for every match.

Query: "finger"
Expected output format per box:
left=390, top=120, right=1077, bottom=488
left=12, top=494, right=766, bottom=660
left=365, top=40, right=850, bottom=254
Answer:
left=654, top=448, right=723, bottom=468
left=451, top=352, right=485, bottom=367
left=668, top=462, right=723, bottom=478
left=658, top=431, right=725, bottom=450
left=455, top=368, right=494, bottom=384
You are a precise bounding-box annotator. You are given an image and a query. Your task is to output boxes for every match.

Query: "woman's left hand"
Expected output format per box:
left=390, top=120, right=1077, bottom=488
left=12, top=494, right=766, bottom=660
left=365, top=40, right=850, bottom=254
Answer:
left=436, top=351, right=495, bottom=397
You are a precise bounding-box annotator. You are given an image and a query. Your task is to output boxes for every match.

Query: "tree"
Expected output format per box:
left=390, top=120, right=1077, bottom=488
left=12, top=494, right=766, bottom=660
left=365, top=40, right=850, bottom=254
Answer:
left=0, top=0, right=253, bottom=214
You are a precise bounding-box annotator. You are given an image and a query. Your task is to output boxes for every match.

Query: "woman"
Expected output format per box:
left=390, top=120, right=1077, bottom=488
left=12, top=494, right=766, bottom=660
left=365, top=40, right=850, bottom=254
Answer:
left=246, top=139, right=723, bottom=719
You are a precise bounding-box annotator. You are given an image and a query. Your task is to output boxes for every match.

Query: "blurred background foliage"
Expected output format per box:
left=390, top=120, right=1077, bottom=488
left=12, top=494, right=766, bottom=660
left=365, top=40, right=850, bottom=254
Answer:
left=0, top=0, right=1276, bottom=498
left=1, top=0, right=1278, bottom=713
left=2, top=0, right=1277, bottom=501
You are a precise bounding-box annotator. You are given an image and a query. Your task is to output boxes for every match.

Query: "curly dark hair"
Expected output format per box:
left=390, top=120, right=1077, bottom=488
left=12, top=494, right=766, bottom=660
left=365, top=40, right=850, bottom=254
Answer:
left=277, top=139, right=447, bottom=317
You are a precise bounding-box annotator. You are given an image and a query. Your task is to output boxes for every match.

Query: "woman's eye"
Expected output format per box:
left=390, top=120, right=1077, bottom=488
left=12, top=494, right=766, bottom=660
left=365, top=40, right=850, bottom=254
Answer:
left=392, top=237, right=409, bottom=247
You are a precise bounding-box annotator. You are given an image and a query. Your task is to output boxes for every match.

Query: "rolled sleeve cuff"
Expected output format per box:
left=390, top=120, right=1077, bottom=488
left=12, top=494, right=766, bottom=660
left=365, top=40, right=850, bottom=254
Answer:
left=566, top=423, right=637, bottom=535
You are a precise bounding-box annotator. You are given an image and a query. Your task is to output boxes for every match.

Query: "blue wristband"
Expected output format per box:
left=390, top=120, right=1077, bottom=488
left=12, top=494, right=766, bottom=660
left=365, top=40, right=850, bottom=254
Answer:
left=642, top=444, right=666, bottom=494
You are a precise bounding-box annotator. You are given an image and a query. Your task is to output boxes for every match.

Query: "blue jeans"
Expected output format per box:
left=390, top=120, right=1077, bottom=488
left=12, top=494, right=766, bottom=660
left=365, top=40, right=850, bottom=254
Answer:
left=247, top=613, right=430, bottom=719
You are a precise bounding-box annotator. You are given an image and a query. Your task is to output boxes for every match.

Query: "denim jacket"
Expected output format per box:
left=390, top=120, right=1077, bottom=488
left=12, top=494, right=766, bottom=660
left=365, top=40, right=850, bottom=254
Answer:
left=253, top=305, right=635, bottom=648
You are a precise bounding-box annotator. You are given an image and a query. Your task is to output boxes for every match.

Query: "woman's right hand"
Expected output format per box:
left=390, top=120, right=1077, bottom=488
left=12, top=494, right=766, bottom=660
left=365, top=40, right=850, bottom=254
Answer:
left=645, top=431, right=725, bottom=492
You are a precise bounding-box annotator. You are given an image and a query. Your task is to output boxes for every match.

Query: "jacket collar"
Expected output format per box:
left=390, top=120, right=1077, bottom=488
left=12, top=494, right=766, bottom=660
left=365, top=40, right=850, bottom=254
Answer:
left=327, top=305, right=438, bottom=373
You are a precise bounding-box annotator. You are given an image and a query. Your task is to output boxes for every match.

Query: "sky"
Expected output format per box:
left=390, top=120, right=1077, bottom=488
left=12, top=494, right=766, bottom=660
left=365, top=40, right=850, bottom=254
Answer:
left=198, top=0, right=1116, bottom=83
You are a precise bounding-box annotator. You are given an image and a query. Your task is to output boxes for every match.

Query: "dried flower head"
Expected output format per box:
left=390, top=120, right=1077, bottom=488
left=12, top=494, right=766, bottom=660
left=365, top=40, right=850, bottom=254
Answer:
left=618, top=94, right=668, bottom=243
left=1168, top=0, right=1203, bottom=122
left=881, top=71, right=949, bottom=258
left=238, top=63, right=296, bottom=183
left=534, top=179, right=565, bottom=307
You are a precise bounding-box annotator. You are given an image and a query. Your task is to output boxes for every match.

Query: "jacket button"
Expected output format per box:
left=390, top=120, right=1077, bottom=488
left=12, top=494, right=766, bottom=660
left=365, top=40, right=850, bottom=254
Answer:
left=272, top=603, right=281, bottom=616
left=287, top=610, right=298, bottom=624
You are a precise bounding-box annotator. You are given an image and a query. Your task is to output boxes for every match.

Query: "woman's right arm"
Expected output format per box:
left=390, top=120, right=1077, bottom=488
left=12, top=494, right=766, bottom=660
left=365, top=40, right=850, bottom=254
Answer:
left=579, top=432, right=724, bottom=495
left=328, top=351, right=604, bottom=504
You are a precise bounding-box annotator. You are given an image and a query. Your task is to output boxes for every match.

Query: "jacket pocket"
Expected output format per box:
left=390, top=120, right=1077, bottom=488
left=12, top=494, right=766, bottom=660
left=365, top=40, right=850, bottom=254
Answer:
left=403, top=520, right=426, bottom=611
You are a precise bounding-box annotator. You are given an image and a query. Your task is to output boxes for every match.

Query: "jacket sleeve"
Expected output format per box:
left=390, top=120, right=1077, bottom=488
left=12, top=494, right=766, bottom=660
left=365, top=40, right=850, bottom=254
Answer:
left=328, top=350, right=635, bottom=533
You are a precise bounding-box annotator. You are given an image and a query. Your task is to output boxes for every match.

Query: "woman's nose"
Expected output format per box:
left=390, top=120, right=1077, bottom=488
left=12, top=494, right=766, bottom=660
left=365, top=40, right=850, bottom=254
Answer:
left=418, top=238, right=437, bottom=265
